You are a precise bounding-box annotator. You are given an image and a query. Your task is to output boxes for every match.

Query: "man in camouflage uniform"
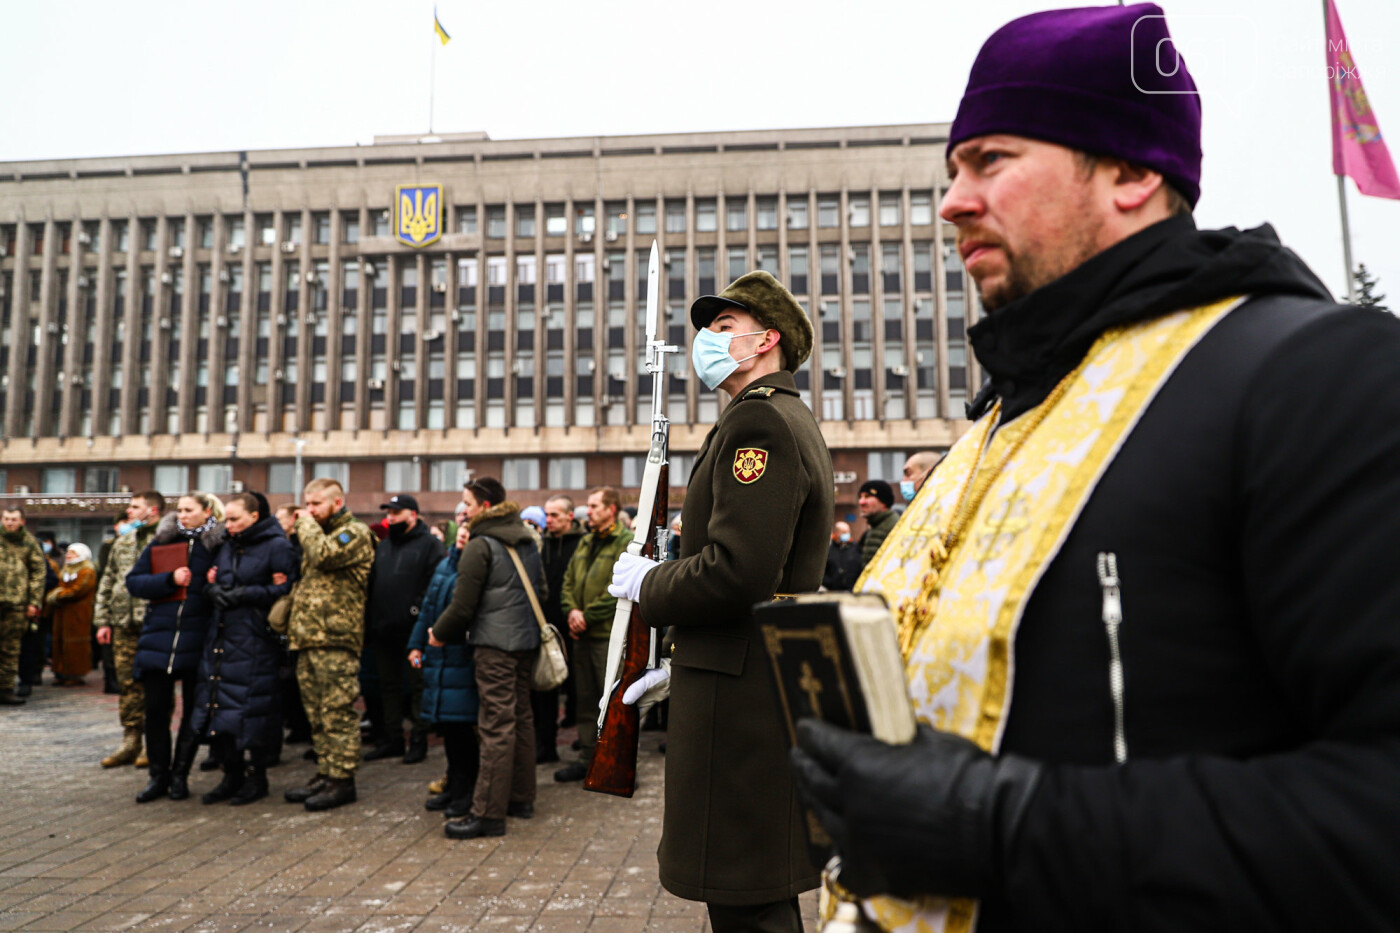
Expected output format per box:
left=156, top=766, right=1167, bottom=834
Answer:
left=283, top=478, right=375, bottom=812
left=0, top=507, right=47, bottom=707
left=93, top=492, right=164, bottom=764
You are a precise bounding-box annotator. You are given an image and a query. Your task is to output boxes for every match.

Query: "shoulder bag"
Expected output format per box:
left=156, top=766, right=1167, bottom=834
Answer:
left=504, top=544, right=568, bottom=691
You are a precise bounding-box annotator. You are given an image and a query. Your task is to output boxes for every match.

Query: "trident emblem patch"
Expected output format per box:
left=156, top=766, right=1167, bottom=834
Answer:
left=732, top=448, right=769, bottom=484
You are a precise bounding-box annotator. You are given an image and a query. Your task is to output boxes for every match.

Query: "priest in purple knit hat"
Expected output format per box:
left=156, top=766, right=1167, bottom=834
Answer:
left=790, top=4, right=1400, bottom=931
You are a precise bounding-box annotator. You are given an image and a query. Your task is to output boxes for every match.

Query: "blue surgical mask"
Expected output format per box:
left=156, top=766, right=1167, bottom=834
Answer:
left=839, top=533, right=851, bottom=543
left=691, top=329, right=767, bottom=390
left=41, top=542, right=52, bottom=555
left=900, top=480, right=917, bottom=502
left=116, top=518, right=145, bottom=536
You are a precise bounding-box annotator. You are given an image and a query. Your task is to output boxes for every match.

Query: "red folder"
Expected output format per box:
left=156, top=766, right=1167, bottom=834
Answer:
left=150, top=542, right=189, bottom=604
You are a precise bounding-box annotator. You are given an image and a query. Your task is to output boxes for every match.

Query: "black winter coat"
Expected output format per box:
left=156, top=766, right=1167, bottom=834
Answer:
left=191, top=515, right=297, bottom=749
left=957, top=217, right=1400, bottom=932
left=365, top=519, right=445, bottom=640
left=539, top=521, right=584, bottom=631
left=127, top=513, right=224, bottom=679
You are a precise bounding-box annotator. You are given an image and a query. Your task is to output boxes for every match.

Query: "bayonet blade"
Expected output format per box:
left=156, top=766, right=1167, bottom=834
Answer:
left=645, top=240, right=660, bottom=352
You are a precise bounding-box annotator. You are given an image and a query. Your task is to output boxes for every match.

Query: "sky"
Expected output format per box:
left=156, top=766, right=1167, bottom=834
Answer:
left=2, top=0, right=1397, bottom=303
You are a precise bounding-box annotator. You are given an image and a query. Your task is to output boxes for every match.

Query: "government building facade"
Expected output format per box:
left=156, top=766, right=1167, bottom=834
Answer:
left=0, top=123, right=977, bottom=546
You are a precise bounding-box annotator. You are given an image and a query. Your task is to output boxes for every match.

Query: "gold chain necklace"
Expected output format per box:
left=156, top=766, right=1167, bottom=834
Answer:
left=896, top=354, right=1094, bottom=658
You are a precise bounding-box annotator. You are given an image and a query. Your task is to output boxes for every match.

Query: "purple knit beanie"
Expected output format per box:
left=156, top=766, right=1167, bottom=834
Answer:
left=948, top=3, right=1203, bottom=206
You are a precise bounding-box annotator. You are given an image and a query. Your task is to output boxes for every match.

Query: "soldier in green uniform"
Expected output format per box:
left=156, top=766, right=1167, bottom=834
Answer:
left=609, top=271, right=835, bottom=933
left=93, top=492, right=164, bottom=764
left=0, top=507, right=48, bottom=706
left=282, top=477, right=376, bottom=812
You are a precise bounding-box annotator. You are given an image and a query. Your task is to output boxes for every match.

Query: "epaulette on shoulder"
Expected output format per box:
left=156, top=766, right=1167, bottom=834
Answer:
left=743, top=384, right=804, bottom=403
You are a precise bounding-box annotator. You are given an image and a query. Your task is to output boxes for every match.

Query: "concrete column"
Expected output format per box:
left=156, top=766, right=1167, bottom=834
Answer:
left=2, top=219, right=31, bottom=437
left=33, top=219, right=59, bottom=437
left=91, top=217, right=114, bottom=434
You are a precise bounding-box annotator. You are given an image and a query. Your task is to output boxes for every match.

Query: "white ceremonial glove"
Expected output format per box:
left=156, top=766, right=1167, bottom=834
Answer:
left=608, top=552, right=659, bottom=601
left=623, top=659, right=671, bottom=708
left=598, top=661, right=672, bottom=716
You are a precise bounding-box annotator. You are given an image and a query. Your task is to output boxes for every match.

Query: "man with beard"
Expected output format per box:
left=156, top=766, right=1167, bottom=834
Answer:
left=789, top=5, right=1400, bottom=932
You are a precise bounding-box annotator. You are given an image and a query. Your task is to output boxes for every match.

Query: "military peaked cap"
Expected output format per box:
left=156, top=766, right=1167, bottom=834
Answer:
left=690, top=271, right=813, bottom=372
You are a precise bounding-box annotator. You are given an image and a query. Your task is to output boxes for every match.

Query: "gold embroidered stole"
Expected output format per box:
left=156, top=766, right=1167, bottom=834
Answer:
left=844, top=298, right=1241, bottom=933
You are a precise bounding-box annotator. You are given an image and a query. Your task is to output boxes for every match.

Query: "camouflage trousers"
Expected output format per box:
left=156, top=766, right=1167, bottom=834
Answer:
left=298, top=647, right=361, bottom=780
left=0, top=604, right=27, bottom=692
left=113, top=626, right=145, bottom=730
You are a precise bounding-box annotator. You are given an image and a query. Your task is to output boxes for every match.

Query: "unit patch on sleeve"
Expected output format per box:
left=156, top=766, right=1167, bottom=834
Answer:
left=732, top=448, right=769, bottom=484
left=338, top=532, right=352, bottom=544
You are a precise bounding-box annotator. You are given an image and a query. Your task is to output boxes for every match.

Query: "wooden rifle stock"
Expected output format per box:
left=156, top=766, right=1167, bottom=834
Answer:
left=584, top=462, right=668, bottom=797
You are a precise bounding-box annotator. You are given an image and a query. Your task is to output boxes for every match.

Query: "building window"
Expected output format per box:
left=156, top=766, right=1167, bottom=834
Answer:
left=757, top=246, right=778, bottom=276
left=665, top=202, right=686, bottom=234
left=311, top=461, right=350, bottom=488
left=726, top=199, right=747, bottom=232
left=867, top=451, right=906, bottom=483
left=575, top=205, right=595, bottom=238
left=226, top=216, right=245, bottom=248
left=429, top=459, right=468, bottom=492
left=788, top=199, right=808, bottom=230
left=313, top=212, right=331, bottom=244
left=541, top=203, right=565, bottom=237
left=267, top=463, right=298, bottom=495
left=728, top=247, right=747, bottom=282
left=635, top=202, right=656, bottom=235
left=486, top=207, right=507, bottom=239
left=910, top=191, right=934, bottom=225
left=197, top=217, right=214, bottom=249
left=342, top=212, right=360, bottom=243
left=849, top=195, right=870, bottom=228
left=605, top=202, right=627, bottom=239
left=40, top=468, right=78, bottom=494
left=286, top=214, right=303, bottom=245
left=502, top=457, right=541, bottom=491
left=384, top=459, right=420, bottom=492
left=547, top=457, right=586, bottom=490
left=818, top=196, right=840, bottom=228
left=879, top=193, right=901, bottom=227
left=669, top=453, right=695, bottom=487
left=196, top=464, right=233, bottom=493
left=621, top=455, right=645, bottom=487
left=257, top=214, right=276, bottom=245
left=457, top=206, right=478, bottom=235
left=83, top=468, right=121, bottom=493
left=695, top=199, right=716, bottom=233
left=756, top=197, right=778, bottom=231
left=516, top=205, right=536, bottom=238
left=153, top=464, right=189, bottom=496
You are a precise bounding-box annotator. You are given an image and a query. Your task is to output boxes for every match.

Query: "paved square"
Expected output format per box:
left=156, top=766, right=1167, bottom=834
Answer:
left=0, top=682, right=818, bottom=931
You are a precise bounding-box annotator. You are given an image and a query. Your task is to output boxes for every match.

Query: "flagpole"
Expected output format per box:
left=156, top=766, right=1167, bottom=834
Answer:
left=429, top=24, right=436, bottom=134
left=1337, top=175, right=1357, bottom=302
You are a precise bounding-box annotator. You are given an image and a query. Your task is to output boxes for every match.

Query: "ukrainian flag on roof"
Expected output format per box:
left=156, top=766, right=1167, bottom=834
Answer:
left=434, top=7, right=451, bottom=45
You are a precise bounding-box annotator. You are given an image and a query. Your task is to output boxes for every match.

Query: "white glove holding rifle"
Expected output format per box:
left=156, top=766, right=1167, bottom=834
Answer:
left=600, top=657, right=672, bottom=719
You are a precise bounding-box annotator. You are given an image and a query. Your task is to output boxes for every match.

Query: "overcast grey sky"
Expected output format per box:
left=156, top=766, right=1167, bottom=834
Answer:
left=2, top=0, right=1396, bottom=302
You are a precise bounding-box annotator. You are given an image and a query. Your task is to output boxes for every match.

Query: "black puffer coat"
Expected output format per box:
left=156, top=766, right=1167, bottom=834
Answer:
left=191, top=515, right=298, bottom=749
left=127, top=513, right=223, bottom=679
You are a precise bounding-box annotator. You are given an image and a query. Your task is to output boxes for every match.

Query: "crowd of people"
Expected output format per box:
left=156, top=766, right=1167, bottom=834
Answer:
left=0, top=475, right=682, bottom=840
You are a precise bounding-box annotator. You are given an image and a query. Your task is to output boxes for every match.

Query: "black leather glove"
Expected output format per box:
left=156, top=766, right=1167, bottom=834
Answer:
left=789, top=720, right=1043, bottom=900
left=209, top=585, right=245, bottom=609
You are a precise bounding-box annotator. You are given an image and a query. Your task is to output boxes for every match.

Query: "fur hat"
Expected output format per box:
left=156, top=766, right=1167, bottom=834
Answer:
left=690, top=271, right=813, bottom=372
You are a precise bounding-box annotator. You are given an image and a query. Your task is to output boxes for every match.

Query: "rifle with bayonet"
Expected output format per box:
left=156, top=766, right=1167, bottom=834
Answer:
left=585, top=241, right=677, bottom=798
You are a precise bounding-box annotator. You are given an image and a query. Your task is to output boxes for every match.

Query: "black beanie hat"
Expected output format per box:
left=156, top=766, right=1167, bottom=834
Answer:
left=859, top=479, right=894, bottom=509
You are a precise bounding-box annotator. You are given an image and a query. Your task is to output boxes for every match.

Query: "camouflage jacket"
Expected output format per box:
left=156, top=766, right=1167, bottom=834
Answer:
left=93, top=521, right=159, bottom=634
left=0, top=528, right=47, bottom=608
left=289, top=508, right=374, bottom=652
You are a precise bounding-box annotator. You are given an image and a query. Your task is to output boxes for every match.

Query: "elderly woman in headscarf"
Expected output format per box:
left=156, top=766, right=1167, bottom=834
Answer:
left=47, top=544, right=98, bottom=686
left=126, top=491, right=225, bottom=803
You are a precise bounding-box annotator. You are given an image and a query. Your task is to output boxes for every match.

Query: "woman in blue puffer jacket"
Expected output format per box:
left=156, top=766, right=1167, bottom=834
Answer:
left=408, top=523, right=480, bottom=818
left=191, top=492, right=297, bottom=806
left=126, top=491, right=225, bottom=804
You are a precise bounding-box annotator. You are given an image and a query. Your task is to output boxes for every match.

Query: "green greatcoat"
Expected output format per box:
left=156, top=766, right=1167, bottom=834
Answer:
left=638, top=369, right=835, bottom=906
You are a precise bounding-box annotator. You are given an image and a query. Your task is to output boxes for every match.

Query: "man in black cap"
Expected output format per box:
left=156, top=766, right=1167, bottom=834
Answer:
left=609, top=270, right=835, bottom=932
left=855, top=479, right=897, bottom=570
left=788, top=4, right=1400, bottom=931
left=363, top=493, right=444, bottom=763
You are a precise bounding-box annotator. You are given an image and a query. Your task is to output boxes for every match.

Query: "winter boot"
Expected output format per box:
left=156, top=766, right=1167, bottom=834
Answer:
left=444, top=815, right=505, bottom=839
left=402, top=731, right=428, bottom=765
left=135, top=770, right=171, bottom=804
left=304, top=776, right=357, bottom=811
left=168, top=734, right=199, bottom=801
left=101, top=727, right=142, bottom=768
left=0, top=690, right=25, bottom=706
left=202, top=755, right=245, bottom=805
left=229, top=765, right=268, bottom=806
left=284, top=774, right=329, bottom=803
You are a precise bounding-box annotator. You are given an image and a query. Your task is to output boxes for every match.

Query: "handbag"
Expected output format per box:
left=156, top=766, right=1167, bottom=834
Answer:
left=504, top=544, right=569, bottom=691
